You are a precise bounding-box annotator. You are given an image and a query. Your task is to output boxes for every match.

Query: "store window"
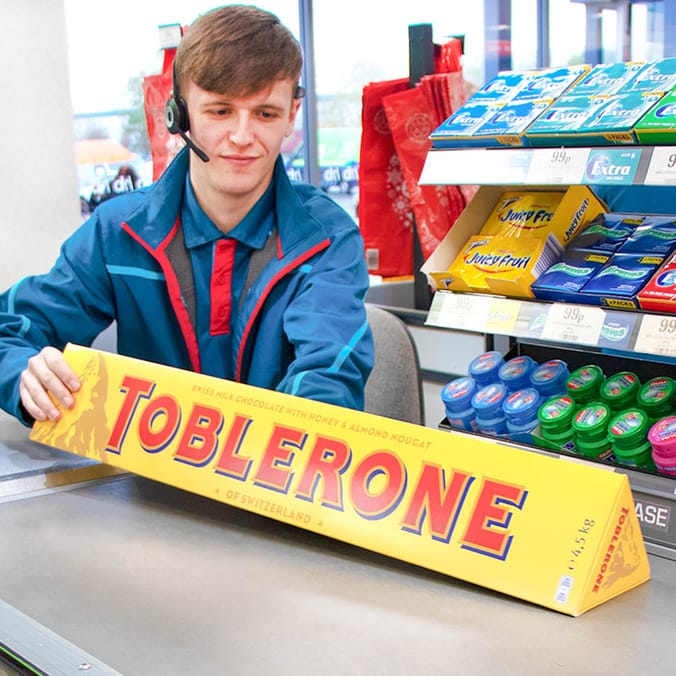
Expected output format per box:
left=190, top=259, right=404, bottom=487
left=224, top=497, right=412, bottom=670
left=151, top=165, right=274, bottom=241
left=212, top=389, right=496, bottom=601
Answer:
left=64, top=0, right=673, bottom=224
left=308, top=1, right=487, bottom=219
left=64, top=0, right=491, bottom=223
left=561, top=0, right=666, bottom=65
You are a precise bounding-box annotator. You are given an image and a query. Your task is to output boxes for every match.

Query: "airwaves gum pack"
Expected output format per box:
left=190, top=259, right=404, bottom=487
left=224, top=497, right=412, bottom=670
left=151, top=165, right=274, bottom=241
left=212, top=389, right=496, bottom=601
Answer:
left=580, top=253, right=666, bottom=309
left=619, top=218, right=676, bottom=255
left=531, top=250, right=612, bottom=303
left=569, top=213, right=640, bottom=252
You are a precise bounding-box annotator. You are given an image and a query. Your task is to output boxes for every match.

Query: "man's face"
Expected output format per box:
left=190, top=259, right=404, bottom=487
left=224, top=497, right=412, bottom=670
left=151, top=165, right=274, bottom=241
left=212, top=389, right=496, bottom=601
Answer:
left=183, top=78, right=300, bottom=205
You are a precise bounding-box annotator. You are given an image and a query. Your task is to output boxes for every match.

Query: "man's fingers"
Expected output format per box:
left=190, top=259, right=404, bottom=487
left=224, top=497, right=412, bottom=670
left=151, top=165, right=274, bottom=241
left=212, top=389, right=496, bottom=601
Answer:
left=20, top=348, right=81, bottom=421
left=19, top=377, right=58, bottom=421
left=40, top=347, right=81, bottom=392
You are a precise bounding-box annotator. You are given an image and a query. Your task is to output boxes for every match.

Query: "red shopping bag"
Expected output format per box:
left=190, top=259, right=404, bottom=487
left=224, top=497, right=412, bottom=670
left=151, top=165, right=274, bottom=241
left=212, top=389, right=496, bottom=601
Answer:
left=382, top=81, right=466, bottom=262
left=142, top=48, right=185, bottom=181
left=357, top=78, right=415, bottom=278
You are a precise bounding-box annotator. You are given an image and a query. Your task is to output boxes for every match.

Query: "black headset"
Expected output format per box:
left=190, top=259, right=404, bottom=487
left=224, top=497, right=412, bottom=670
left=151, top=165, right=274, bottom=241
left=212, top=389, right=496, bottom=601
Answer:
left=165, top=63, right=210, bottom=162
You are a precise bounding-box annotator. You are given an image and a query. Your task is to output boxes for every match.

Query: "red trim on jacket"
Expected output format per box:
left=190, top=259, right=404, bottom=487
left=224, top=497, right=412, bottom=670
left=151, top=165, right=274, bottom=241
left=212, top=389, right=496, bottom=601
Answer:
left=121, top=219, right=202, bottom=373
left=210, top=239, right=237, bottom=336
left=235, top=237, right=330, bottom=382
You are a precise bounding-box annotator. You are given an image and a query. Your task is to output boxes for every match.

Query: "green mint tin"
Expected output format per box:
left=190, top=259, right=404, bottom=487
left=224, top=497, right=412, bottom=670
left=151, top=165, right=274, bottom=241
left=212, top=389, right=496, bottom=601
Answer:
left=565, top=365, right=605, bottom=406
left=572, top=402, right=613, bottom=460
left=599, top=371, right=641, bottom=412
left=537, top=395, right=577, bottom=444
left=637, top=376, right=676, bottom=424
left=607, top=408, right=655, bottom=470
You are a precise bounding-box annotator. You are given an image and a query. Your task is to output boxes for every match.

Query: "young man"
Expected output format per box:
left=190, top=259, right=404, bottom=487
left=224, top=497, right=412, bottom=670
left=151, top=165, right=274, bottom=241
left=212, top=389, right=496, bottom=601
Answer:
left=0, top=5, right=373, bottom=425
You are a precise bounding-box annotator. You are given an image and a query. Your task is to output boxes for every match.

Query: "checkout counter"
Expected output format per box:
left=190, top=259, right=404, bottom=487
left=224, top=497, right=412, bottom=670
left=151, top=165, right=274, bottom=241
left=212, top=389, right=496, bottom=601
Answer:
left=1, top=410, right=676, bottom=675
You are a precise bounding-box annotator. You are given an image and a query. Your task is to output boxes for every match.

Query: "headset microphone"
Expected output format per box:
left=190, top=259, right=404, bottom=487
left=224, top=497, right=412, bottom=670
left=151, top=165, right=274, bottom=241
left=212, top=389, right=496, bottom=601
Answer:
left=166, top=112, right=210, bottom=163
left=164, top=63, right=210, bottom=163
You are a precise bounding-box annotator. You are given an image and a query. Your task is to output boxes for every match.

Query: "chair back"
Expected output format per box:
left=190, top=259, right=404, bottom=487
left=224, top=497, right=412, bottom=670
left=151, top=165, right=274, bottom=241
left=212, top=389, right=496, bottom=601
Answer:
left=364, top=304, right=425, bottom=425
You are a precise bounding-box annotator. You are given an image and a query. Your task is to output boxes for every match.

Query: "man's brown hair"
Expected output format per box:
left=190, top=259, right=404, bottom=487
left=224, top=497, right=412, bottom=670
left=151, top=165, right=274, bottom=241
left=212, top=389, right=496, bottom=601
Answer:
left=175, top=4, right=303, bottom=98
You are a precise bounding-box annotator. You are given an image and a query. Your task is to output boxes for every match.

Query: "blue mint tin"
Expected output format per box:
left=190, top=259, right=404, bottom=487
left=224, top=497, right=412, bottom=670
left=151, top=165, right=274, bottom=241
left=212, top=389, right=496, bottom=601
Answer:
left=472, top=382, right=509, bottom=435
left=499, top=355, right=538, bottom=392
left=441, top=377, right=479, bottom=432
left=468, top=351, right=505, bottom=387
left=529, top=359, right=570, bottom=398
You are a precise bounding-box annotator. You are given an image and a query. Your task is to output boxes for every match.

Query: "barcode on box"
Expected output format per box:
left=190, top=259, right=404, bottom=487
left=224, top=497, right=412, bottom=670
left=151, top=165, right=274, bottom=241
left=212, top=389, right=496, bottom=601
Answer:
left=554, top=575, right=574, bottom=604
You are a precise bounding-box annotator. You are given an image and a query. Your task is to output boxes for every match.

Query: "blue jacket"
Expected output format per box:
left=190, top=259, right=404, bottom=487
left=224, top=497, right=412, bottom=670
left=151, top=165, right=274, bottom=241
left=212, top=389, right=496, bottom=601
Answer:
left=0, top=148, right=374, bottom=424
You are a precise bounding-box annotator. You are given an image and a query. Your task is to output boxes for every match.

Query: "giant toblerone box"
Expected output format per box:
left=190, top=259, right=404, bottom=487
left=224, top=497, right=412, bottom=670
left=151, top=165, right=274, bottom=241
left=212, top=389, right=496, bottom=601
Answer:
left=31, top=345, right=650, bottom=616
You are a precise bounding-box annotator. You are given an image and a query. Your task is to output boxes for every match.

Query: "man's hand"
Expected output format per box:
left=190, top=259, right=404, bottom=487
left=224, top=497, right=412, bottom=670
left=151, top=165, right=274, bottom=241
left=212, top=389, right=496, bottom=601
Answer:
left=19, top=347, right=81, bottom=422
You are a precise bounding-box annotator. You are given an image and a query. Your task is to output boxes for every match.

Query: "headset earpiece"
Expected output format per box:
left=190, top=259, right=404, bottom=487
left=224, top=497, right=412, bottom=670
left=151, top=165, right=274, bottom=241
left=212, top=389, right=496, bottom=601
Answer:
left=165, top=62, right=190, bottom=134
left=164, top=94, right=189, bottom=134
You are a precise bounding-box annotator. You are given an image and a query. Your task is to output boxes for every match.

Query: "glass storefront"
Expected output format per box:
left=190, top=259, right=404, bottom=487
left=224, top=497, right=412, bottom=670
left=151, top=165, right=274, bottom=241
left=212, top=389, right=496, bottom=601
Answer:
left=63, top=0, right=675, bottom=222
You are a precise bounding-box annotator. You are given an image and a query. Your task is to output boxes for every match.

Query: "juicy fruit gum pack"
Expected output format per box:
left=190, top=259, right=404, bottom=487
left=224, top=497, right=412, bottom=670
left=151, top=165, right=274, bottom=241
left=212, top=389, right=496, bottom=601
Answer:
left=481, top=191, right=565, bottom=238
left=445, top=235, right=559, bottom=297
left=437, top=188, right=606, bottom=298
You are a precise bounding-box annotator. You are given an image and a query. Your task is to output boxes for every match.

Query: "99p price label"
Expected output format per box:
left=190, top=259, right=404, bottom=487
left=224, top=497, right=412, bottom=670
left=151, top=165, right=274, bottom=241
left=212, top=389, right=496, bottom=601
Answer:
left=430, top=292, right=492, bottom=331
left=635, top=314, right=676, bottom=357
left=526, top=147, right=589, bottom=184
left=541, top=304, right=605, bottom=345
left=644, top=147, right=676, bottom=186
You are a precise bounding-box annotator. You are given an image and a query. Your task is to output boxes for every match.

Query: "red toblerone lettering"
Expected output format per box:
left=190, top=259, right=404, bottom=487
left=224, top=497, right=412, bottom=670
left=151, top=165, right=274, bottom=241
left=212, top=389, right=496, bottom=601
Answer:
left=593, top=506, right=629, bottom=593
left=350, top=450, right=406, bottom=519
left=295, top=435, right=351, bottom=509
left=138, top=395, right=181, bottom=453
left=400, top=464, right=474, bottom=542
left=213, top=415, right=254, bottom=480
left=253, top=424, right=307, bottom=493
left=459, top=479, right=528, bottom=560
left=174, top=403, right=224, bottom=466
left=106, top=376, right=155, bottom=454
left=104, top=380, right=528, bottom=560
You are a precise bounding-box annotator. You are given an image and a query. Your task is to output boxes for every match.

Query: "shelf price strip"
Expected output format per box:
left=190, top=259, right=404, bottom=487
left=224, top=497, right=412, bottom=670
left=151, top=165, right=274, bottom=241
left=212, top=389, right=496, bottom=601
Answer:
left=541, top=304, right=605, bottom=346
left=485, top=298, right=521, bottom=335
left=644, top=147, right=676, bottom=186
left=430, top=292, right=493, bottom=332
left=525, top=148, right=590, bottom=185
left=635, top=314, right=676, bottom=358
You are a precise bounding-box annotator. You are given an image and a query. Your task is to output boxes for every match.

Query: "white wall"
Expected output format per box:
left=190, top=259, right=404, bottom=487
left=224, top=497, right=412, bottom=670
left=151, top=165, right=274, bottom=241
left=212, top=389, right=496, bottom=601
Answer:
left=0, top=0, right=80, bottom=291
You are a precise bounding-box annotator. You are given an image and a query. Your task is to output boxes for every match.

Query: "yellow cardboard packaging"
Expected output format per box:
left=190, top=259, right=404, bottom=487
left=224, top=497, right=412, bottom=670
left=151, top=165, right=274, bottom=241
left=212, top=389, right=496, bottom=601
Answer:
left=480, top=190, right=565, bottom=239
left=422, top=185, right=607, bottom=292
left=438, top=234, right=560, bottom=298
left=31, top=345, right=650, bottom=616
